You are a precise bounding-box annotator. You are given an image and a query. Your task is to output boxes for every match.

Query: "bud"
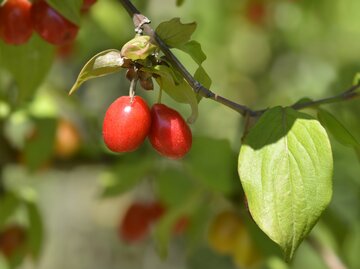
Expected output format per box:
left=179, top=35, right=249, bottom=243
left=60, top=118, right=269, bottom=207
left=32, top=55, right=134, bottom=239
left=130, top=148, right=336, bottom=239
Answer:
left=121, top=35, right=157, bottom=61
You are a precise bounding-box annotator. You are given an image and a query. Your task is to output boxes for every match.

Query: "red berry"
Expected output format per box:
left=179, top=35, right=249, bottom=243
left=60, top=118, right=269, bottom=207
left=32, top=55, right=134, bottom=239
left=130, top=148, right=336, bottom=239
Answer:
left=31, top=0, right=79, bottom=45
left=0, top=225, right=27, bottom=258
left=102, top=96, right=151, bottom=153
left=119, top=203, right=152, bottom=243
left=0, top=0, right=33, bottom=45
left=148, top=104, right=192, bottom=159
left=81, top=0, right=97, bottom=12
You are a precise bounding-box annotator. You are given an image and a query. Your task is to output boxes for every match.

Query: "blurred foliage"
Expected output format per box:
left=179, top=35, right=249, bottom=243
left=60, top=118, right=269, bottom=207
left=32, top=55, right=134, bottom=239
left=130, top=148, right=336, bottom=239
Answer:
left=0, top=0, right=359, bottom=269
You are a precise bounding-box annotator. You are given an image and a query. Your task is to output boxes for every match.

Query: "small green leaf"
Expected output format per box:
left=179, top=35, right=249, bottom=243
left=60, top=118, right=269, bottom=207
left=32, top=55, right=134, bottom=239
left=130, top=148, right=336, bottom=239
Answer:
left=0, top=35, right=55, bottom=102
left=318, top=109, right=359, bottom=147
left=0, top=192, right=20, bottom=226
left=100, top=158, right=152, bottom=197
left=26, top=201, right=43, bottom=260
left=156, top=18, right=197, bottom=47
left=69, top=49, right=124, bottom=95
left=178, top=40, right=206, bottom=66
left=46, top=0, right=82, bottom=25
left=194, top=66, right=212, bottom=90
left=143, top=65, right=199, bottom=123
left=24, top=117, right=57, bottom=172
left=238, top=107, right=333, bottom=261
left=120, top=35, right=157, bottom=61
left=186, top=137, right=236, bottom=195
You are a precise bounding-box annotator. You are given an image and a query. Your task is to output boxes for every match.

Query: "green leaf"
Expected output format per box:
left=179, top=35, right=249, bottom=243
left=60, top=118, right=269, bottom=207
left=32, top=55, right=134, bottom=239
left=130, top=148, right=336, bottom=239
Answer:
left=186, top=137, right=236, bottom=195
left=156, top=167, right=194, bottom=208
left=178, top=40, right=206, bottom=65
left=100, top=158, right=152, bottom=197
left=0, top=192, right=20, bottom=226
left=24, top=117, right=57, bottom=172
left=143, top=65, right=199, bottom=123
left=46, top=0, right=82, bottom=25
left=120, top=35, right=157, bottom=61
left=69, top=49, right=124, bottom=95
left=25, top=202, right=43, bottom=260
left=318, top=109, right=359, bottom=147
left=156, top=18, right=197, bottom=47
left=0, top=35, right=55, bottom=102
left=238, top=107, right=333, bottom=261
left=343, top=223, right=360, bottom=269
left=194, top=66, right=212, bottom=90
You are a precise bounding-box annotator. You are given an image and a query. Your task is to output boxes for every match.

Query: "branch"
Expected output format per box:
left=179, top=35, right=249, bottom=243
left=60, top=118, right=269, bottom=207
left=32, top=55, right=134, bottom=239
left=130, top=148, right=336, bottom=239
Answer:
left=118, top=0, right=360, bottom=118
left=307, top=236, right=347, bottom=269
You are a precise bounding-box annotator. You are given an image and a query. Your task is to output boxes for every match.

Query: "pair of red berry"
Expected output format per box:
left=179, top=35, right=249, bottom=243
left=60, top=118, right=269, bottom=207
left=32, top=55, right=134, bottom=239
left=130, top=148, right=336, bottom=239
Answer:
left=102, top=96, right=192, bottom=159
left=0, top=0, right=96, bottom=46
left=119, top=201, right=189, bottom=243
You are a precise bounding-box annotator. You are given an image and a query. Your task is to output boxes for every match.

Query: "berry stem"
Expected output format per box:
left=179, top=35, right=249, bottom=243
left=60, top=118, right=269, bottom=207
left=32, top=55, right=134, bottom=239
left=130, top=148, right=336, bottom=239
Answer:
left=129, top=77, right=138, bottom=102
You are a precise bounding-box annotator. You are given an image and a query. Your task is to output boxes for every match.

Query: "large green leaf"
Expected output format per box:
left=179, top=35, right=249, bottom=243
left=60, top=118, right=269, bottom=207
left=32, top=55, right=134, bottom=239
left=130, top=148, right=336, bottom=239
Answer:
left=238, top=107, right=333, bottom=261
left=156, top=18, right=197, bottom=47
left=69, top=49, right=124, bottom=95
left=47, top=0, right=83, bottom=25
left=317, top=109, right=359, bottom=147
left=0, top=35, right=55, bottom=102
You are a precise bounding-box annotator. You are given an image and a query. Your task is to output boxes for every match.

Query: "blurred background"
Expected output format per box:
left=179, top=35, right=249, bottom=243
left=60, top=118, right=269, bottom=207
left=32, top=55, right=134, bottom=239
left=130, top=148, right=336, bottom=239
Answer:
left=0, top=0, right=359, bottom=268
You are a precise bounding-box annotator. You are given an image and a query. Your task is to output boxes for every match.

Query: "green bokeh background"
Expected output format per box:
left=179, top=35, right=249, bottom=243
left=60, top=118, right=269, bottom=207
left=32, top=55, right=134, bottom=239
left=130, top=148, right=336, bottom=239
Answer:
left=0, top=0, right=359, bottom=268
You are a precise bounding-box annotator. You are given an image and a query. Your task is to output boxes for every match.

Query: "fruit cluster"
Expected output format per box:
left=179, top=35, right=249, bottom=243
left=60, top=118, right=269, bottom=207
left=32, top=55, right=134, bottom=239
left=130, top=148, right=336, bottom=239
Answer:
left=207, top=211, right=262, bottom=268
left=119, top=201, right=189, bottom=243
left=0, top=0, right=96, bottom=46
left=103, top=95, right=192, bottom=159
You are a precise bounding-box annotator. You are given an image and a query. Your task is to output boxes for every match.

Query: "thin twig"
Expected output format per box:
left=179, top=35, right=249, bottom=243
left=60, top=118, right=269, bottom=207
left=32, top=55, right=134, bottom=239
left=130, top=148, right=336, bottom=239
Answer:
left=307, top=236, right=348, bottom=269
left=118, top=0, right=360, bottom=118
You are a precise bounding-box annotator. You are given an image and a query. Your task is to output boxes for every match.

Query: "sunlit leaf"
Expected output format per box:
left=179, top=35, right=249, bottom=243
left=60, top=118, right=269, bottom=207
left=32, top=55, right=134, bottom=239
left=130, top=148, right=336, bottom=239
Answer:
left=318, top=109, right=359, bottom=147
left=0, top=35, right=55, bottom=102
left=238, top=107, right=333, bottom=261
left=69, top=49, right=124, bottom=95
left=156, top=18, right=197, bottom=47
left=47, top=0, right=82, bottom=25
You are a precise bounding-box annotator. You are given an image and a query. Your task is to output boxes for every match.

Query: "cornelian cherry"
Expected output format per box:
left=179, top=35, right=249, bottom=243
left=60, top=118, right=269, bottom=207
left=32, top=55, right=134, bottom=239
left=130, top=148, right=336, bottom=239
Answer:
left=119, top=203, right=152, bottom=243
left=148, top=104, right=192, bottom=159
left=102, top=96, right=151, bottom=153
left=0, top=0, right=33, bottom=45
left=31, top=0, right=79, bottom=45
